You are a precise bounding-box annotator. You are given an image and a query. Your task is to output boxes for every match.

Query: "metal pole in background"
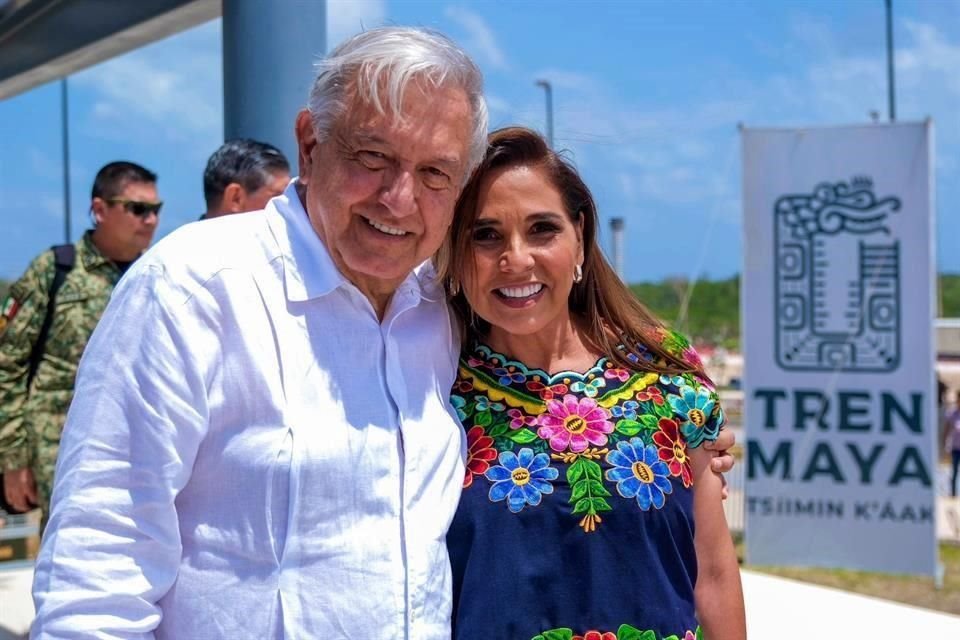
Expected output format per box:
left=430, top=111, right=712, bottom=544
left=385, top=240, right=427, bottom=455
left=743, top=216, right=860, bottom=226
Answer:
left=535, top=79, right=554, bottom=147
left=885, top=0, right=896, bottom=122
left=610, top=217, right=625, bottom=280
left=60, top=77, right=71, bottom=243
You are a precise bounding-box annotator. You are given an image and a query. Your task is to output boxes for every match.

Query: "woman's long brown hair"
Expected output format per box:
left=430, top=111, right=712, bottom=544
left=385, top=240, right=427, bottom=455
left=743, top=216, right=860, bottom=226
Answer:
left=436, top=126, right=702, bottom=377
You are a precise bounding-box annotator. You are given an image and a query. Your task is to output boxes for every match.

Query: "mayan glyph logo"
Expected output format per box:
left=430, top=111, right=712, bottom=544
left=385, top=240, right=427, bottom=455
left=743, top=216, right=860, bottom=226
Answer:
left=774, top=177, right=902, bottom=371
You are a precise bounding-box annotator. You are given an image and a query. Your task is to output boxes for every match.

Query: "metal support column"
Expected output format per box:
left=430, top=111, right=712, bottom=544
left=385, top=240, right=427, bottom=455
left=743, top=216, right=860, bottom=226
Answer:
left=222, top=0, right=326, bottom=165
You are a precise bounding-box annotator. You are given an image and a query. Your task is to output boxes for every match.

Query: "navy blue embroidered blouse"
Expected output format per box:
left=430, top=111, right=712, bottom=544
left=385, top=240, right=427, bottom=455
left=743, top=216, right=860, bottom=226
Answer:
left=447, top=334, right=723, bottom=640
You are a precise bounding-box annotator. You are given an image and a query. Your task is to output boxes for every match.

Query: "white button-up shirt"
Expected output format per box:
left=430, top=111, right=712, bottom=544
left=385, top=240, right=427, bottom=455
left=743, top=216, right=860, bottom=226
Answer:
left=32, top=184, right=466, bottom=639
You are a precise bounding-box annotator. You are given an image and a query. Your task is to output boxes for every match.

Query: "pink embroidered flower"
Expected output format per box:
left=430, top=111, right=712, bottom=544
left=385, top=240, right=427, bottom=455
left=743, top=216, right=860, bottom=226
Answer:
left=573, top=632, right=616, bottom=640
left=537, top=394, right=613, bottom=453
left=683, top=632, right=697, bottom=640
left=507, top=408, right=537, bottom=430
left=604, top=367, right=630, bottom=382
left=682, top=346, right=703, bottom=368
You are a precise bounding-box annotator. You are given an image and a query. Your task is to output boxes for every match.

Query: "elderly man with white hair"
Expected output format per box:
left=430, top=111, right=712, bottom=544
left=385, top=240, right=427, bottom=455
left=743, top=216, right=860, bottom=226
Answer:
left=32, top=26, right=733, bottom=640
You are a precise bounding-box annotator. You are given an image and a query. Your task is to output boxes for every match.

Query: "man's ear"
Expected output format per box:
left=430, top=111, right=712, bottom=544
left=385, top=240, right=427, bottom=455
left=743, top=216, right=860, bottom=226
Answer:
left=222, top=183, right=246, bottom=213
left=90, top=198, right=107, bottom=226
left=295, top=110, right=317, bottom=185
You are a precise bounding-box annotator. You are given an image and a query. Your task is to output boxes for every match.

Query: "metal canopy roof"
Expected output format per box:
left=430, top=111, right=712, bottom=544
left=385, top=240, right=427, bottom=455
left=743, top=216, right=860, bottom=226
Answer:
left=0, top=0, right=219, bottom=100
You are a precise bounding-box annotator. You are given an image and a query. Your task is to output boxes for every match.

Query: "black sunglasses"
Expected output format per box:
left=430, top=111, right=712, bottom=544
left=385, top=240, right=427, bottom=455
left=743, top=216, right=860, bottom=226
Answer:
left=105, top=198, right=163, bottom=217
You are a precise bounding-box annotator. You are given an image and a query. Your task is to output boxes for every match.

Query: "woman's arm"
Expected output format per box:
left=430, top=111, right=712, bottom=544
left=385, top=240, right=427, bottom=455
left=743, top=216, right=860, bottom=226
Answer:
left=690, top=445, right=746, bottom=640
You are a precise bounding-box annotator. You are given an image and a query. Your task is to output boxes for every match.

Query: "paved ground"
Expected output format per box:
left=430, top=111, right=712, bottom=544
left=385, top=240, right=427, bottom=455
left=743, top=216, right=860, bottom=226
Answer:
left=2, top=564, right=958, bottom=638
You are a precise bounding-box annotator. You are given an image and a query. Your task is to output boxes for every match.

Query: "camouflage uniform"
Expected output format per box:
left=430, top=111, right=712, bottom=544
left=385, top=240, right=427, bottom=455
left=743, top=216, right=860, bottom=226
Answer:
left=0, top=232, right=122, bottom=521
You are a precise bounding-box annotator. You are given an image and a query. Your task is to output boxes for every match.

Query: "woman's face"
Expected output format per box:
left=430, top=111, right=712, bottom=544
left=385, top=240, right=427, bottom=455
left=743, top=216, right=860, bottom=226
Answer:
left=462, top=164, right=584, bottom=340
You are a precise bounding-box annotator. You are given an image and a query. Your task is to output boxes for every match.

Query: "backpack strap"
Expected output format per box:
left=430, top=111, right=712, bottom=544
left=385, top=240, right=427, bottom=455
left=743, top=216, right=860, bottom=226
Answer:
left=26, top=244, right=76, bottom=389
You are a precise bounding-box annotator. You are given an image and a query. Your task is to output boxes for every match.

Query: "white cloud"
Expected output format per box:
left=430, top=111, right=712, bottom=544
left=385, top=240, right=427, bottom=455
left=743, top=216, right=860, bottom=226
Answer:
left=327, top=0, right=387, bottom=49
left=445, top=6, right=508, bottom=70
left=73, top=20, right=222, bottom=144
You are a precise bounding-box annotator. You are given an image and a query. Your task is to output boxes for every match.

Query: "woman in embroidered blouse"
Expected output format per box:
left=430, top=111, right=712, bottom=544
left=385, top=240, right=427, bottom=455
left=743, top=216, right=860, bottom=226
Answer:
left=439, top=127, right=745, bottom=640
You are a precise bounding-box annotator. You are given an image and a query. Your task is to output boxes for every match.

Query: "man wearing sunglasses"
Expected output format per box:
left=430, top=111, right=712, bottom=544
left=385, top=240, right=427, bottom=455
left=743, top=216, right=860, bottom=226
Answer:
left=0, top=161, right=160, bottom=528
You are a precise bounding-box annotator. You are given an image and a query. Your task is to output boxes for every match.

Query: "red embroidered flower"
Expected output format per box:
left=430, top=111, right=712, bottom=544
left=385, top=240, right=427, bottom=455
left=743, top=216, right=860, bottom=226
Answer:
left=636, top=385, right=665, bottom=406
left=463, top=426, right=497, bottom=489
left=573, top=632, right=616, bottom=640
left=526, top=379, right=569, bottom=401
left=653, top=417, right=692, bottom=488
left=453, top=378, right=474, bottom=394
left=537, top=394, right=613, bottom=453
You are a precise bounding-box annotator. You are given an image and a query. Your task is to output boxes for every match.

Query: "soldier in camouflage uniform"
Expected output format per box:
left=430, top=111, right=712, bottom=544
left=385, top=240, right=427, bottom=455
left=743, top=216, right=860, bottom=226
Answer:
left=0, top=161, right=160, bottom=527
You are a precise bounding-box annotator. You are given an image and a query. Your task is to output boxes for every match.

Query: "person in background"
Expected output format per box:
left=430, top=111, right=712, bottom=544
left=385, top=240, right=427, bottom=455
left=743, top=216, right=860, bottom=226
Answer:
left=0, top=161, right=160, bottom=528
left=946, top=389, right=960, bottom=498
left=200, top=138, right=290, bottom=220
left=441, top=127, right=745, bottom=640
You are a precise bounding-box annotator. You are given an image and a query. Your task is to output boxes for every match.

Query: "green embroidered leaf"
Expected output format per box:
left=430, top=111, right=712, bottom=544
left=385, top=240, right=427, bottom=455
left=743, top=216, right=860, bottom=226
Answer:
left=654, top=401, right=673, bottom=418
left=616, top=625, right=650, bottom=640
left=582, top=458, right=603, bottom=481
left=590, top=497, right=612, bottom=512
left=532, top=630, right=574, bottom=640
left=567, top=458, right=586, bottom=484
left=639, top=430, right=656, bottom=447
left=506, top=428, right=538, bottom=444
left=570, top=481, right=589, bottom=502
left=663, top=636, right=680, bottom=640
left=695, top=627, right=703, bottom=640
left=571, top=498, right=590, bottom=515
left=616, top=419, right=643, bottom=436
left=487, top=421, right=509, bottom=438
left=639, top=414, right=660, bottom=431
left=587, top=479, right=611, bottom=497
left=475, top=410, right=493, bottom=427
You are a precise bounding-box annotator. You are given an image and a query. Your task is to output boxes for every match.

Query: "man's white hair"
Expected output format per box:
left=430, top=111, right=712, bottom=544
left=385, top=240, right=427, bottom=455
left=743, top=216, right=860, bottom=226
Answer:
left=308, top=26, right=489, bottom=176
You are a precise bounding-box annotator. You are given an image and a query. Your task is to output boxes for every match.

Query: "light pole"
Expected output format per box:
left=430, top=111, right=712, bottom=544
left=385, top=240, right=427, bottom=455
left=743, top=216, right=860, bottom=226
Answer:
left=535, top=79, right=553, bottom=147
left=885, top=0, right=896, bottom=121
left=60, top=77, right=71, bottom=243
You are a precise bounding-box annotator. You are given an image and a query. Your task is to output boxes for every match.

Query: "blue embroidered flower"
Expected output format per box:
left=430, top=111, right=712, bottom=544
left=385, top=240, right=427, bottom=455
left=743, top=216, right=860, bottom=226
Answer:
left=474, top=396, right=505, bottom=413
left=493, top=366, right=527, bottom=385
left=605, top=439, right=673, bottom=510
left=450, top=395, right=467, bottom=421
left=570, top=377, right=606, bottom=398
left=668, top=384, right=718, bottom=447
left=659, top=374, right=686, bottom=388
left=485, top=448, right=559, bottom=513
left=610, top=400, right=639, bottom=421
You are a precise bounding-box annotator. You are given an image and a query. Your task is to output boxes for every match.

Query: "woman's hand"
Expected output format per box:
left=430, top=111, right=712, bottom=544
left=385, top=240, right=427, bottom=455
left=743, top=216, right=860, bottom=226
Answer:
left=703, top=428, right=736, bottom=498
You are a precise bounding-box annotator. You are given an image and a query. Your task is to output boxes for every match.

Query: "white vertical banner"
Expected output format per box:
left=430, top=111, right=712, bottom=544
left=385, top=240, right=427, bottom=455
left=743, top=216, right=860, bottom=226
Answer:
left=741, top=122, right=937, bottom=575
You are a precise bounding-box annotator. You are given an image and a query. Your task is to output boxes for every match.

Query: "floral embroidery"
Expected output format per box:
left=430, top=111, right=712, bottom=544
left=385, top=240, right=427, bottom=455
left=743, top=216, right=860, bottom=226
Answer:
left=493, top=364, right=527, bottom=385
left=485, top=448, right=559, bottom=513
left=532, top=625, right=702, bottom=640
left=635, top=385, right=664, bottom=406
left=451, top=395, right=468, bottom=421
left=667, top=384, right=718, bottom=448
left=508, top=408, right=538, bottom=430
left=464, top=426, right=497, bottom=489
left=610, top=400, right=639, bottom=421
left=652, top=417, right=692, bottom=488
left=605, top=439, right=673, bottom=511
left=570, top=376, right=606, bottom=397
left=526, top=378, right=569, bottom=400
left=456, top=335, right=721, bottom=529
left=538, top=394, right=614, bottom=453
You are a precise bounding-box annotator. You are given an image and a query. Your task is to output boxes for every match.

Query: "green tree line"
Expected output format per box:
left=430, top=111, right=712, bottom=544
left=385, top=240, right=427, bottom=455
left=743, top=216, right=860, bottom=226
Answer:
left=2, top=274, right=960, bottom=347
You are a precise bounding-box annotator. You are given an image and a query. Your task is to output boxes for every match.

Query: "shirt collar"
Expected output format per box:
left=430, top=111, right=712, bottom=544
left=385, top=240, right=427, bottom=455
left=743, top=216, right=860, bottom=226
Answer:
left=266, top=181, right=347, bottom=302
left=267, top=180, right=447, bottom=308
left=79, top=230, right=120, bottom=273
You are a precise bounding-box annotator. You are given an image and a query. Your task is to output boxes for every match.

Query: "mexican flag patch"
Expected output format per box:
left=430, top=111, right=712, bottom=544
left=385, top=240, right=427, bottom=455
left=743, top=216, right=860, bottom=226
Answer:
left=0, top=295, right=20, bottom=334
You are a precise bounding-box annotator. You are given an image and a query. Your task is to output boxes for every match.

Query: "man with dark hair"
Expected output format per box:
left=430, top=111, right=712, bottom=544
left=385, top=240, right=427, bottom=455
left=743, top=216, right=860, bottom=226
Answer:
left=201, top=138, right=290, bottom=219
left=0, top=161, right=160, bottom=525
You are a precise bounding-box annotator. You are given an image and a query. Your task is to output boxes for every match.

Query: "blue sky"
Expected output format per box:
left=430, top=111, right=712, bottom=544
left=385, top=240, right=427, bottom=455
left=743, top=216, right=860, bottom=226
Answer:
left=1, top=0, right=957, bottom=283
